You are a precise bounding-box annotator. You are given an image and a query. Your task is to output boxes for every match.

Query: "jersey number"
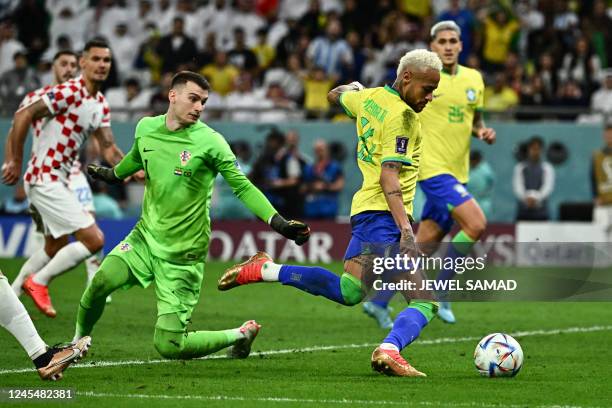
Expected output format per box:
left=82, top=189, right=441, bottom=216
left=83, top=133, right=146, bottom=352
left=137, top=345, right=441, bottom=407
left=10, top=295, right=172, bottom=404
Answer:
left=144, top=159, right=150, bottom=180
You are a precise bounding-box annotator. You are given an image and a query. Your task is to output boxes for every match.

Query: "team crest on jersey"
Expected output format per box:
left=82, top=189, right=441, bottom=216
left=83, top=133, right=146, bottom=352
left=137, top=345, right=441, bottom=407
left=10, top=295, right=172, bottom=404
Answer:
left=466, top=88, right=477, bottom=103
left=395, top=137, right=409, bottom=154
left=46, top=91, right=55, bottom=100
left=180, top=150, right=191, bottom=166
left=119, top=242, right=131, bottom=252
left=453, top=183, right=469, bottom=198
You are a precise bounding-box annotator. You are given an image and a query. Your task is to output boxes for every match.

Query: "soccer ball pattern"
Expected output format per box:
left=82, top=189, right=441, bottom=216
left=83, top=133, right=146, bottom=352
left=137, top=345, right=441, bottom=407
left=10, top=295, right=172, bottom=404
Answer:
left=474, top=333, right=523, bottom=377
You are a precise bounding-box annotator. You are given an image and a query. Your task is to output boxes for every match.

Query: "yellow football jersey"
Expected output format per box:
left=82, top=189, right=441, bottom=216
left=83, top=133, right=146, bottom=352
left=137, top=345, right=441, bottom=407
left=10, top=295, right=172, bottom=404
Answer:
left=418, top=66, right=484, bottom=184
left=339, top=85, right=422, bottom=218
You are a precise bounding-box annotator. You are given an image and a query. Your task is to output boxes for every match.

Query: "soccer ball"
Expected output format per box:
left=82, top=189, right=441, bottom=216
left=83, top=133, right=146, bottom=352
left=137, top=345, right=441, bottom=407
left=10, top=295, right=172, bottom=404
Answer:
left=473, top=333, right=523, bottom=377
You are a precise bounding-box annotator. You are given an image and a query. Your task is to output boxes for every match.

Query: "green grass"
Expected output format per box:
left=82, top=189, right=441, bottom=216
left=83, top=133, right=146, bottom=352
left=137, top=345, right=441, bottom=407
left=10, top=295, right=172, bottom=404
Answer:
left=1, top=258, right=611, bottom=407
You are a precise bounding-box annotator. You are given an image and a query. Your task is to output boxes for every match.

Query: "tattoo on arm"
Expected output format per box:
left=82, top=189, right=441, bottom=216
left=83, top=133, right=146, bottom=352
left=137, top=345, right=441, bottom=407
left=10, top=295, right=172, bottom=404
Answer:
left=385, top=189, right=402, bottom=197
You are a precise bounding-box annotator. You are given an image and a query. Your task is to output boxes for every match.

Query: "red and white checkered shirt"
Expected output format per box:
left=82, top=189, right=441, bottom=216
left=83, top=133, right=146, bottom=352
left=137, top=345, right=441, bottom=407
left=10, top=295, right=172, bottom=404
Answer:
left=18, top=76, right=111, bottom=185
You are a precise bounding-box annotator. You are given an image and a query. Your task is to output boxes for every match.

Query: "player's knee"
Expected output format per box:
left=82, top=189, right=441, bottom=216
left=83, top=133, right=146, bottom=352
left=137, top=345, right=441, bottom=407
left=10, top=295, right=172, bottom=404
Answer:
left=464, top=217, right=486, bottom=240
left=154, top=313, right=187, bottom=359
left=86, top=272, right=112, bottom=299
left=153, top=328, right=185, bottom=359
left=340, top=273, right=365, bottom=306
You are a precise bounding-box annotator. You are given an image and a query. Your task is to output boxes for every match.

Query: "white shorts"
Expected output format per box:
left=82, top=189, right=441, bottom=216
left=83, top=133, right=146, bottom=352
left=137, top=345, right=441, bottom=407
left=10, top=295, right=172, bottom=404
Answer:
left=69, top=170, right=95, bottom=213
left=25, top=182, right=95, bottom=238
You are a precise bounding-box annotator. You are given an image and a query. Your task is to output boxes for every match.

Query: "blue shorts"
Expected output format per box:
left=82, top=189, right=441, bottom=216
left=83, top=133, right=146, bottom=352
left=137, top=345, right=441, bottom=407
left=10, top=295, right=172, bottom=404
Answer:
left=419, top=174, right=473, bottom=233
left=344, top=211, right=400, bottom=260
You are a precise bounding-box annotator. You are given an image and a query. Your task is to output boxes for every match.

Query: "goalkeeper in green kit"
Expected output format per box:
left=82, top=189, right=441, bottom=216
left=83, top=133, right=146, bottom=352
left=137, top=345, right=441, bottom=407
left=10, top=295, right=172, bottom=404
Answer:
left=74, top=71, right=310, bottom=360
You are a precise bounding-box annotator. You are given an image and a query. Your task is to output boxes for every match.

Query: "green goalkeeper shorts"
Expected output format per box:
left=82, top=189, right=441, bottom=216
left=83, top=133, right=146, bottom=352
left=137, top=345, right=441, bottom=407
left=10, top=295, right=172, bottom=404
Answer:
left=108, top=227, right=205, bottom=329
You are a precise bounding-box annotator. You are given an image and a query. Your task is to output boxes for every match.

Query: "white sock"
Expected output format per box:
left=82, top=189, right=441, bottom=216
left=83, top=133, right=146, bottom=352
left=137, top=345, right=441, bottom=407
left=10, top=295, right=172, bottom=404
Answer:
left=380, top=342, right=399, bottom=352
left=85, top=250, right=103, bottom=284
left=261, top=261, right=282, bottom=281
left=11, top=248, right=51, bottom=295
left=33, top=241, right=92, bottom=286
left=0, top=275, right=47, bottom=359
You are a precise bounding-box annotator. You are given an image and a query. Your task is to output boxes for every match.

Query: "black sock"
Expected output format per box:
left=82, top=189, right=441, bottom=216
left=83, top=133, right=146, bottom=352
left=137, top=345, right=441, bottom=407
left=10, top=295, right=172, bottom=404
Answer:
left=32, top=348, right=53, bottom=369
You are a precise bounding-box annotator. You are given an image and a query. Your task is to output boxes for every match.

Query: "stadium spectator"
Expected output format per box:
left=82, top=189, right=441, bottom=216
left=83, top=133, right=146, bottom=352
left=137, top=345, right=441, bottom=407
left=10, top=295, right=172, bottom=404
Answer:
left=252, top=28, right=276, bottom=74
left=513, top=137, right=555, bottom=221
left=197, top=0, right=234, bottom=50
left=105, top=78, right=152, bottom=122
left=591, top=69, right=612, bottom=118
left=555, top=80, right=589, bottom=120
left=515, top=0, right=544, bottom=61
left=150, top=0, right=176, bottom=36
left=0, top=51, right=40, bottom=116
left=233, top=0, right=266, bottom=47
left=306, top=18, right=353, bottom=80
left=156, top=16, right=198, bottom=74
left=481, top=7, right=519, bottom=72
left=303, top=66, right=335, bottom=118
left=302, top=139, right=344, bottom=219
left=200, top=51, right=239, bottom=97
left=588, top=0, right=611, bottom=69
left=250, top=128, right=286, bottom=208
left=484, top=72, right=519, bottom=113
left=559, top=36, right=602, bottom=96
left=134, top=23, right=162, bottom=84
left=132, top=0, right=156, bottom=44
left=228, top=27, right=259, bottom=74
left=518, top=75, right=549, bottom=120
left=197, top=32, right=217, bottom=69
left=263, top=53, right=305, bottom=103
left=108, top=22, right=138, bottom=81
left=275, top=17, right=301, bottom=63
left=0, top=19, right=24, bottom=77
left=0, top=184, right=29, bottom=215
left=40, top=34, right=73, bottom=66
left=379, top=18, right=426, bottom=83
left=536, top=52, right=559, bottom=103
left=48, top=3, right=87, bottom=52
left=225, top=71, right=261, bottom=122
left=437, top=0, right=476, bottom=64
left=467, top=150, right=495, bottom=219
left=11, top=0, right=50, bottom=64
left=591, top=124, right=612, bottom=231
left=260, top=83, right=298, bottom=122
left=299, top=0, right=324, bottom=38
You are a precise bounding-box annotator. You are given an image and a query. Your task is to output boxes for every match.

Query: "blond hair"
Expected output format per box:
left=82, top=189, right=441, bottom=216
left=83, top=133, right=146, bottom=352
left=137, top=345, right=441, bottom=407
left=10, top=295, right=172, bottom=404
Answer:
left=396, top=49, right=443, bottom=77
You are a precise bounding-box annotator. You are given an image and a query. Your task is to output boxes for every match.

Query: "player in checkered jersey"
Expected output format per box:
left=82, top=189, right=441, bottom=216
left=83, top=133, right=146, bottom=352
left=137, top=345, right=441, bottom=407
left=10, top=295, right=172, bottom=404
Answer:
left=10, top=50, right=112, bottom=305
left=2, top=39, right=125, bottom=318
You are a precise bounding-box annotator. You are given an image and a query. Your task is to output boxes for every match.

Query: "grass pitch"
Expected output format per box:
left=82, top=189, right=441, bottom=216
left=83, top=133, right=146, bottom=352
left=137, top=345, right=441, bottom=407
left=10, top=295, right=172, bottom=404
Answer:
left=1, top=258, right=611, bottom=407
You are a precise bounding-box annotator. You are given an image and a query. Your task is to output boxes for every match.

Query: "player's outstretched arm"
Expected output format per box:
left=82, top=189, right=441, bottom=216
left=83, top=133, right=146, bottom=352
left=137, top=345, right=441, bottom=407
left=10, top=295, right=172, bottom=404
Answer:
left=88, top=138, right=143, bottom=184
left=327, top=81, right=365, bottom=106
left=218, top=160, right=310, bottom=245
left=2, top=100, right=51, bottom=185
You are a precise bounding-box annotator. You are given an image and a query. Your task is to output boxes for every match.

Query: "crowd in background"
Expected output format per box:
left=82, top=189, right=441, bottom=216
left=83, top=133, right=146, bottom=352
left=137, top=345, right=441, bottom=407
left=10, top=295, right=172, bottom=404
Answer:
left=0, top=0, right=611, bottom=121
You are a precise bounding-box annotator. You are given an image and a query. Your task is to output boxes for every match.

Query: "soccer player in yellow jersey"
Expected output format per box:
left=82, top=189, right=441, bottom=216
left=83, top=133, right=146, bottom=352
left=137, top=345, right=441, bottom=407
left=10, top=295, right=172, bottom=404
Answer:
left=218, top=49, right=442, bottom=377
left=363, top=21, right=496, bottom=325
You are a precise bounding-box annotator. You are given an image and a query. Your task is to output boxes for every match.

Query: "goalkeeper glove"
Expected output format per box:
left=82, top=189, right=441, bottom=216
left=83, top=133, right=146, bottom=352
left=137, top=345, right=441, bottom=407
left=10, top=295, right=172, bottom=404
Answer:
left=87, top=164, right=122, bottom=184
left=269, top=213, right=310, bottom=246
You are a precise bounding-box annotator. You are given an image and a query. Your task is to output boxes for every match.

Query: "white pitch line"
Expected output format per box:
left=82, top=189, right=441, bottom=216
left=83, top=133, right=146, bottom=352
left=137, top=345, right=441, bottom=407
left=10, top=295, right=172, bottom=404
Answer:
left=76, top=391, right=601, bottom=408
left=1, top=325, right=611, bottom=376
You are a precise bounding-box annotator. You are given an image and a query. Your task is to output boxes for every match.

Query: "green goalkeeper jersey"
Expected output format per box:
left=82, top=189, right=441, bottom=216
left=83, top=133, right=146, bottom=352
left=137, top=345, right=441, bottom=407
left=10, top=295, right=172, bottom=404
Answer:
left=114, top=114, right=277, bottom=264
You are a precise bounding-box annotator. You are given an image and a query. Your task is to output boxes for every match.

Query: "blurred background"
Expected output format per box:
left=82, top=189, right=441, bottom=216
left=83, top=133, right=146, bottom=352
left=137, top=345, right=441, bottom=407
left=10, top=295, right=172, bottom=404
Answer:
left=0, top=0, right=611, bottom=260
